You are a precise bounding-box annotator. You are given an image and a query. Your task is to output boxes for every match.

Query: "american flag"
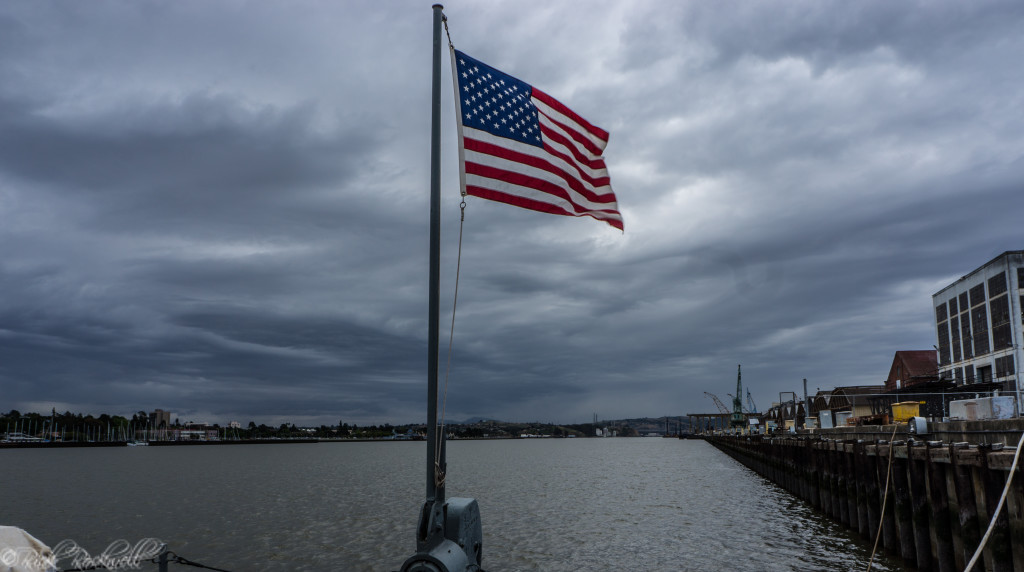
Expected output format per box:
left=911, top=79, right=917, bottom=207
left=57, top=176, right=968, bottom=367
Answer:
left=452, top=50, right=622, bottom=231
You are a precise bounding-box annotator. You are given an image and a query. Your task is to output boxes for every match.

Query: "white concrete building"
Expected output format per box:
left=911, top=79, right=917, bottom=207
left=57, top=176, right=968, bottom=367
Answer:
left=933, top=250, right=1024, bottom=412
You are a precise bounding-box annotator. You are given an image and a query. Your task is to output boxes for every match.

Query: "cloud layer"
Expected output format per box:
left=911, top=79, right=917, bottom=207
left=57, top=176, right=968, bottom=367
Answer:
left=2, top=0, right=1023, bottom=425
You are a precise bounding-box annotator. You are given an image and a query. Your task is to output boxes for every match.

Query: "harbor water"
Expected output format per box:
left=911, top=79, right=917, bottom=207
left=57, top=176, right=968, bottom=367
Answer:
left=0, top=438, right=905, bottom=571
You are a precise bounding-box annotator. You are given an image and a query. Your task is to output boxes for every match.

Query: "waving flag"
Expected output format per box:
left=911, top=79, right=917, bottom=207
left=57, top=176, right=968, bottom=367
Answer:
left=451, top=49, right=623, bottom=231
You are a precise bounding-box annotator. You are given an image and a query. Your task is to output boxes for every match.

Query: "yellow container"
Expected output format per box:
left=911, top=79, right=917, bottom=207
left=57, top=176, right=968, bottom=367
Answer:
left=891, top=401, right=924, bottom=423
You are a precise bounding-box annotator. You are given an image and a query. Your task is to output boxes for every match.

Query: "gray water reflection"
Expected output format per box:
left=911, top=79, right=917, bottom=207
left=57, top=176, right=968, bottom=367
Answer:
left=0, top=439, right=904, bottom=571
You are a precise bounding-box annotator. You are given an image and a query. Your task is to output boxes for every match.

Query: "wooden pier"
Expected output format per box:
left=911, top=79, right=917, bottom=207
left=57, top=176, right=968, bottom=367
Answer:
left=707, top=429, right=1024, bottom=571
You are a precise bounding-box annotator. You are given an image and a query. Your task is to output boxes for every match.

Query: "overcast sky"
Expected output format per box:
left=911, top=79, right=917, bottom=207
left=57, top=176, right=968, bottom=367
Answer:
left=2, top=0, right=1023, bottom=427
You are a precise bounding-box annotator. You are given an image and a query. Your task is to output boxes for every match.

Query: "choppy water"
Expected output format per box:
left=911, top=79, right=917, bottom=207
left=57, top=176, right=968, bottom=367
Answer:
left=1, top=438, right=904, bottom=571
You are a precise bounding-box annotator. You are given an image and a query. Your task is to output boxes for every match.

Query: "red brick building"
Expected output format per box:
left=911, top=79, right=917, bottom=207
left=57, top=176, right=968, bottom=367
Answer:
left=885, top=350, right=938, bottom=392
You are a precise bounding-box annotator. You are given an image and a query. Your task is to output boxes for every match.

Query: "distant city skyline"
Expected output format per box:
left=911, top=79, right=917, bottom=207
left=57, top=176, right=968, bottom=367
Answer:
left=2, top=1, right=1024, bottom=426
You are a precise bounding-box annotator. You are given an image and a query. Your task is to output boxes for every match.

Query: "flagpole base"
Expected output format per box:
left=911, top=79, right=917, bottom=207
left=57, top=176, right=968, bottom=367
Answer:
left=401, top=497, right=483, bottom=572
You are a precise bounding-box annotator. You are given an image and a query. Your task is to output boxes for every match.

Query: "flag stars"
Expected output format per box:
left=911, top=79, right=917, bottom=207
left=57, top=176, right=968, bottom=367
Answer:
left=456, top=53, right=543, bottom=148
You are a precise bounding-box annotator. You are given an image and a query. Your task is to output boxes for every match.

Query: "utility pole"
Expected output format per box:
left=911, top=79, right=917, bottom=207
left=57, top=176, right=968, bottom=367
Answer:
left=803, top=378, right=811, bottom=429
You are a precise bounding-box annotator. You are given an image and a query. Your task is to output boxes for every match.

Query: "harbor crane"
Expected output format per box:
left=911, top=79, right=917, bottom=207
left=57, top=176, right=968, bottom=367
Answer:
left=746, top=389, right=758, bottom=414
left=731, top=365, right=745, bottom=429
left=728, top=393, right=754, bottom=414
left=703, top=392, right=731, bottom=415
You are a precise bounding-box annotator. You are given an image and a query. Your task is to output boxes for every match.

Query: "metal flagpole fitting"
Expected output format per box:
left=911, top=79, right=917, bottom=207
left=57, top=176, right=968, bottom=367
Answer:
left=400, top=5, right=483, bottom=572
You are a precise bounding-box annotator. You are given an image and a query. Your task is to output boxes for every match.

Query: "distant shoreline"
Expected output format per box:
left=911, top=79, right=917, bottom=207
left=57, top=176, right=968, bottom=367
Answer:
left=0, top=434, right=607, bottom=449
left=0, top=438, right=321, bottom=449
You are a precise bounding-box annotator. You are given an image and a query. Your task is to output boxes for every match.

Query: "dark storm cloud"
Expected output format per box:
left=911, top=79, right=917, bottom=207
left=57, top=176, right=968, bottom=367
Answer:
left=2, top=0, right=1023, bottom=425
left=0, top=91, right=379, bottom=229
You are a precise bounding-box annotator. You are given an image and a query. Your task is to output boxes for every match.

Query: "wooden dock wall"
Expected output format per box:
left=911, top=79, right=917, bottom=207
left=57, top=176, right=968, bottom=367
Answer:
left=706, top=435, right=1024, bottom=571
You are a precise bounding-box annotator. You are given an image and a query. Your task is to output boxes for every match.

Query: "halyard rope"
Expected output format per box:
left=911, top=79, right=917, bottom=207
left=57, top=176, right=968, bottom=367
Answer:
left=443, top=13, right=453, bottom=50
left=434, top=200, right=466, bottom=488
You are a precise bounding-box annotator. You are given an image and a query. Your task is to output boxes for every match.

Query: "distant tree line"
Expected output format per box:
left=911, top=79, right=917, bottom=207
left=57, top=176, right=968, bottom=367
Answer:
left=0, top=410, right=427, bottom=441
left=3, top=409, right=650, bottom=442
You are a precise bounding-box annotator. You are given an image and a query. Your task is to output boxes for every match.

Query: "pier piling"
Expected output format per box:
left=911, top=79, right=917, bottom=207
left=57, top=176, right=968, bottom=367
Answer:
left=705, top=427, right=1024, bottom=570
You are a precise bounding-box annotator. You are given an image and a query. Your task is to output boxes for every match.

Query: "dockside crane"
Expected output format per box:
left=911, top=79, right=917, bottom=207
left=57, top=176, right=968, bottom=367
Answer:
left=703, top=392, right=731, bottom=415
left=746, top=389, right=758, bottom=414
left=727, top=393, right=753, bottom=414
left=731, top=365, right=745, bottom=429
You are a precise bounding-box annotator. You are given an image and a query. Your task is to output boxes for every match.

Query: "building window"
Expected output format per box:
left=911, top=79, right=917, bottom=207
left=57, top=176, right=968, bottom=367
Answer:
left=989, top=272, right=1007, bottom=297
left=937, top=321, right=951, bottom=365
left=965, top=364, right=975, bottom=384
left=977, top=365, right=992, bottom=384
left=971, top=305, right=990, bottom=356
left=961, top=314, right=973, bottom=358
left=996, top=355, right=1016, bottom=378
left=990, top=295, right=1011, bottom=350
left=951, top=316, right=962, bottom=362
left=960, top=292, right=969, bottom=313
left=993, top=323, right=1012, bottom=351
left=936, top=304, right=947, bottom=322
left=955, top=367, right=964, bottom=384
left=1018, top=267, right=1024, bottom=289
left=970, top=284, right=986, bottom=308
left=949, top=297, right=958, bottom=314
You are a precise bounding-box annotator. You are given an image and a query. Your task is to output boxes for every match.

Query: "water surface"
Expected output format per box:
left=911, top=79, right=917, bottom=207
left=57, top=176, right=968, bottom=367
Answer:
left=1, top=438, right=904, bottom=571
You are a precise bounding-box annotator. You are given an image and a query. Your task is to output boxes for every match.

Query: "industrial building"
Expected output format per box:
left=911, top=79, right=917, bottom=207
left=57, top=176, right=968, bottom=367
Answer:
left=933, top=250, right=1023, bottom=411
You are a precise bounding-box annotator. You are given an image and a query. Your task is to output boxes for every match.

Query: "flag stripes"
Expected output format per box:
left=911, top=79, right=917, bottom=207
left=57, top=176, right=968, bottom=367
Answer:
left=452, top=49, right=622, bottom=230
